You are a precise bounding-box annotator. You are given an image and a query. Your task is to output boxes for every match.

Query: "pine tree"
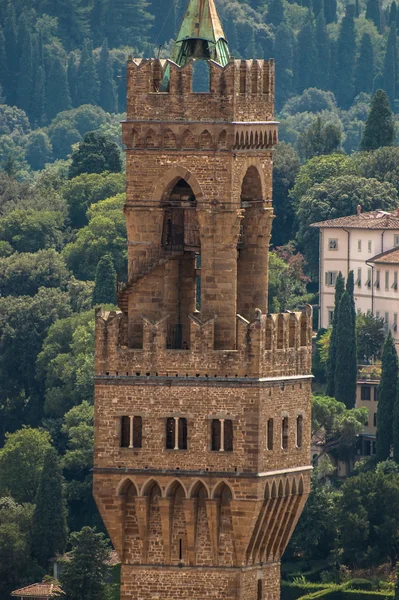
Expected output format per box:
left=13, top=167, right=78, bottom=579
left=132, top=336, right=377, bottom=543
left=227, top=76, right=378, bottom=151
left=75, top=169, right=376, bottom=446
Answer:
left=99, top=39, right=117, bottom=113
left=334, top=291, right=357, bottom=408
left=335, top=4, right=356, bottom=108
left=16, top=15, right=33, bottom=115
left=296, top=12, right=318, bottom=93
left=274, top=23, right=294, bottom=108
left=77, top=39, right=99, bottom=106
left=361, top=89, right=395, bottom=150
left=31, top=65, right=46, bottom=126
left=92, top=255, right=117, bottom=306
left=355, top=33, right=375, bottom=95
left=31, top=447, right=68, bottom=567
left=268, top=0, right=285, bottom=26
left=376, top=332, right=398, bottom=462
left=316, top=11, right=330, bottom=89
left=324, top=0, right=337, bottom=23
left=366, top=0, right=381, bottom=31
left=4, top=2, right=18, bottom=104
left=45, top=54, right=71, bottom=121
left=383, top=22, right=398, bottom=105
left=389, top=0, right=397, bottom=23
left=326, top=272, right=345, bottom=397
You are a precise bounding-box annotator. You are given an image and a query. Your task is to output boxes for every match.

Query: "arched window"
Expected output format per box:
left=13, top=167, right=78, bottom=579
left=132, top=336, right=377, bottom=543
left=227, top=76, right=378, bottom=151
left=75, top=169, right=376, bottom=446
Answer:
left=166, top=417, right=187, bottom=450
left=120, top=416, right=142, bottom=449
left=211, top=419, right=233, bottom=451
left=282, top=417, right=289, bottom=450
left=267, top=418, right=273, bottom=451
left=296, top=415, right=303, bottom=448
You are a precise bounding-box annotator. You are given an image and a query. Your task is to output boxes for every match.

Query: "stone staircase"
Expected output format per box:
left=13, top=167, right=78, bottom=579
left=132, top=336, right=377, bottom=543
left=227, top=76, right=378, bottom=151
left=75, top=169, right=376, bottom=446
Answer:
left=117, top=245, right=183, bottom=313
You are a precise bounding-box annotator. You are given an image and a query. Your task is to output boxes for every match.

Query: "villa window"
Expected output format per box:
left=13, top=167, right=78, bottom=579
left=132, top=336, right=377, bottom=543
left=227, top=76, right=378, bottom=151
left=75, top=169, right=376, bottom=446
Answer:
left=211, top=418, right=233, bottom=451
left=282, top=417, right=289, bottom=450
left=120, top=416, right=143, bottom=449
left=166, top=417, right=187, bottom=450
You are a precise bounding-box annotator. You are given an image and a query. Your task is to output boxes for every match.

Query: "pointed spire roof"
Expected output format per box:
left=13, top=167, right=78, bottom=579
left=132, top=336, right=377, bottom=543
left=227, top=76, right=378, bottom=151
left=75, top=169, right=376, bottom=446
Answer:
left=171, top=0, right=230, bottom=66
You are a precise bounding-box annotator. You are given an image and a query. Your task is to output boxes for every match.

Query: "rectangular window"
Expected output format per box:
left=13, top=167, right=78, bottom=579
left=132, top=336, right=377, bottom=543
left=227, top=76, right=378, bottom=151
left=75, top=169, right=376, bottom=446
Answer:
left=121, top=416, right=130, bottom=448
left=394, top=272, right=398, bottom=291
left=282, top=417, right=289, bottom=450
left=211, top=419, right=221, bottom=451
left=267, top=418, right=273, bottom=450
left=394, top=313, right=398, bottom=332
left=166, top=417, right=175, bottom=450
left=366, top=268, right=372, bottom=288
left=395, top=234, right=399, bottom=247
left=325, top=271, right=338, bottom=286
left=224, top=420, right=233, bottom=452
left=385, top=271, right=390, bottom=290
left=368, top=240, right=372, bottom=253
left=329, top=238, right=338, bottom=250
left=375, top=270, right=380, bottom=289
left=374, top=387, right=378, bottom=402
left=361, top=386, right=371, bottom=401
left=373, top=413, right=377, bottom=427
left=211, top=419, right=233, bottom=451
left=120, top=416, right=143, bottom=449
left=166, top=417, right=188, bottom=450
left=358, top=239, right=362, bottom=251
left=364, top=439, right=371, bottom=455
left=296, top=416, right=303, bottom=448
left=356, top=268, right=362, bottom=287
left=328, top=309, right=334, bottom=326
left=133, top=416, right=142, bottom=448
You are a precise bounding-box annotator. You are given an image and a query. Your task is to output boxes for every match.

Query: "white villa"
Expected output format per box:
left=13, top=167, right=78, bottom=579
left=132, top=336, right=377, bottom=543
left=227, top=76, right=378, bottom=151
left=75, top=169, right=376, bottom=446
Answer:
left=311, top=208, right=399, bottom=350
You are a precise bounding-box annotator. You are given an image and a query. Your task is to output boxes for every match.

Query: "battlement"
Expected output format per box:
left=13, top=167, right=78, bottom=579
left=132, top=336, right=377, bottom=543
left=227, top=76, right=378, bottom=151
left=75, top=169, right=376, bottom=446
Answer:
left=125, top=58, right=275, bottom=124
left=95, top=306, right=312, bottom=380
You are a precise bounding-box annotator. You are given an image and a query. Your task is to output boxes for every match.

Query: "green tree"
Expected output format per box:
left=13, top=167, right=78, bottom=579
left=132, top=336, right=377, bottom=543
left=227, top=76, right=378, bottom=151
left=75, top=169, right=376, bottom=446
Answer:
left=290, top=153, right=352, bottom=203
left=92, top=255, right=117, bottom=305
left=58, top=527, right=111, bottom=600
left=98, top=39, right=117, bottom=114
left=296, top=13, right=318, bottom=93
left=324, top=0, right=337, bottom=22
left=390, top=0, right=398, bottom=23
left=361, top=90, right=395, bottom=151
left=31, top=447, right=67, bottom=567
left=356, top=313, right=385, bottom=362
left=297, top=176, right=398, bottom=277
left=335, top=291, right=357, bottom=408
left=0, top=249, right=69, bottom=297
left=383, top=22, right=398, bottom=105
left=335, top=4, right=356, bottom=108
left=45, top=55, right=72, bottom=122
left=326, top=272, right=345, bottom=397
left=316, top=12, right=330, bottom=89
left=346, top=270, right=356, bottom=326
left=0, top=209, right=63, bottom=253
left=274, top=23, right=294, bottom=109
left=0, top=427, right=52, bottom=503
left=4, top=2, right=18, bottom=104
left=77, top=39, right=99, bottom=107
left=376, top=332, right=398, bottom=462
left=26, top=131, right=53, bottom=171
left=16, top=15, right=33, bottom=115
left=272, top=143, right=300, bottom=246
left=0, top=28, right=9, bottom=101
left=297, top=115, right=341, bottom=160
left=69, top=132, right=122, bottom=179
left=355, top=33, right=375, bottom=96
left=366, top=0, right=381, bottom=31
left=268, top=0, right=285, bottom=26
left=30, top=66, right=46, bottom=127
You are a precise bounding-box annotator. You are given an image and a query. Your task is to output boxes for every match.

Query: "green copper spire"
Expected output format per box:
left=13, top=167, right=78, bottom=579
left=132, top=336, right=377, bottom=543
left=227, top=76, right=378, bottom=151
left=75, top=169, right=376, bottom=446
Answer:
left=172, top=0, right=230, bottom=67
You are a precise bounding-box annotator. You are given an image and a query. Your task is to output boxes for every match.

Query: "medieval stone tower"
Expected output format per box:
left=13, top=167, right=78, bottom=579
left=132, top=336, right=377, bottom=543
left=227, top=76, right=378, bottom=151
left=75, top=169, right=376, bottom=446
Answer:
left=93, top=1, right=313, bottom=599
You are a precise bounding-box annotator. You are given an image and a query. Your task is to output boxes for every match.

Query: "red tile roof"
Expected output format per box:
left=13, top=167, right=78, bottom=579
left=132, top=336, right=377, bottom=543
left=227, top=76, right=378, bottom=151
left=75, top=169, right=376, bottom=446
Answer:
left=369, top=247, right=399, bottom=265
left=11, top=583, right=63, bottom=597
left=311, top=210, right=399, bottom=230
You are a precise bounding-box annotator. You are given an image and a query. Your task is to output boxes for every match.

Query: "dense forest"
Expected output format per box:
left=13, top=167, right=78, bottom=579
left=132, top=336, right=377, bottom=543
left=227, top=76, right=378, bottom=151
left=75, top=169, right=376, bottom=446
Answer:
left=2, top=0, right=399, bottom=598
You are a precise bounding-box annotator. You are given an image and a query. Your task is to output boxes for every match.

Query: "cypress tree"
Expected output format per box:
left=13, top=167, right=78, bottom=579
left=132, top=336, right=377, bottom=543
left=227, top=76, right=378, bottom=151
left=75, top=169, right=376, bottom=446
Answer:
left=360, top=89, right=395, bottom=150
left=393, top=382, right=399, bottom=463
left=296, top=12, right=318, bottom=92
left=31, top=65, right=46, bottom=126
left=376, top=332, right=398, bottom=462
left=346, top=270, right=356, bottom=326
left=31, top=447, right=68, bottom=567
left=99, top=39, right=117, bottom=113
left=0, top=27, right=8, bottom=98
left=316, top=11, right=330, bottom=89
left=16, top=15, right=33, bottom=115
left=366, top=0, right=381, bottom=31
left=4, top=2, right=18, bottom=104
left=45, top=54, right=72, bottom=121
left=389, top=0, right=397, bottom=23
left=354, top=33, right=375, bottom=95
left=326, top=272, right=345, bottom=397
left=355, top=0, right=361, bottom=17
left=274, top=23, right=294, bottom=108
left=313, top=0, right=324, bottom=18
left=335, top=4, right=356, bottom=108
left=268, top=0, right=285, bottom=26
left=334, top=291, right=357, bottom=409
left=77, top=39, right=99, bottom=106
left=92, top=255, right=117, bottom=306
left=324, top=0, right=337, bottom=23
left=383, top=22, right=398, bottom=105
left=68, top=53, right=79, bottom=107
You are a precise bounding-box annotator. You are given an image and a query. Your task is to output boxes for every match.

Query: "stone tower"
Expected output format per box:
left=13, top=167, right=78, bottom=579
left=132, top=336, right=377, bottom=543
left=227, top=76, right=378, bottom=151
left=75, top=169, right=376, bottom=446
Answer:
left=93, top=1, right=313, bottom=599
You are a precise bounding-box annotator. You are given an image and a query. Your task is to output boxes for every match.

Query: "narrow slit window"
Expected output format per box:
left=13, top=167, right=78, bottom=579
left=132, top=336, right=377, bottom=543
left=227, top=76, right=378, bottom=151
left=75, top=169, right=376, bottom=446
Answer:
left=282, top=417, right=289, bottom=450
left=178, top=418, right=188, bottom=450
left=267, top=418, right=273, bottom=450
left=121, top=416, right=130, bottom=448
left=166, top=417, right=175, bottom=450
left=224, top=419, right=233, bottom=452
left=133, top=416, right=142, bottom=448
left=257, top=579, right=263, bottom=600
left=211, top=419, right=221, bottom=451
left=296, top=416, right=303, bottom=448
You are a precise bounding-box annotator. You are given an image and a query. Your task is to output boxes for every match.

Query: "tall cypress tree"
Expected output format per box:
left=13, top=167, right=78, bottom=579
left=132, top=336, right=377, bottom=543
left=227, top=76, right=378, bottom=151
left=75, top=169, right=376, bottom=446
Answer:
left=296, top=12, right=318, bottom=93
left=268, top=0, right=285, bottom=26
left=77, top=39, right=99, bottom=106
left=31, top=65, right=46, bottom=126
left=355, top=33, right=375, bottom=95
left=274, top=23, right=294, bottom=108
left=46, top=54, right=71, bottom=121
left=376, top=332, right=398, bottom=462
left=0, top=27, right=8, bottom=99
left=389, top=0, right=397, bottom=23
left=334, top=291, right=357, bottom=408
left=383, top=22, right=398, bottom=105
left=16, top=15, right=33, bottom=115
left=92, top=255, right=117, bottom=306
left=366, top=0, right=381, bottom=31
left=316, top=11, right=330, bottom=89
left=326, top=272, right=345, bottom=397
left=99, top=39, right=117, bottom=113
left=4, top=2, right=18, bottom=104
left=313, top=0, right=324, bottom=18
left=346, top=270, right=356, bottom=326
left=335, top=4, right=356, bottom=108
left=31, top=447, right=68, bottom=567
left=324, top=0, right=337, bottom=23
left=68, top=53, right=79, bottom=107
left=361, top=89, right=395, bottom=150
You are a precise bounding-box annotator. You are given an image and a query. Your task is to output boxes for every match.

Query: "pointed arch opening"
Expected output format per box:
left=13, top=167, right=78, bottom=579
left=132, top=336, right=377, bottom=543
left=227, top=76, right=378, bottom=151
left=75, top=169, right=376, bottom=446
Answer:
left=121, top=480, right=140, bottom=563
left=213, top=482, right=234, bottom=566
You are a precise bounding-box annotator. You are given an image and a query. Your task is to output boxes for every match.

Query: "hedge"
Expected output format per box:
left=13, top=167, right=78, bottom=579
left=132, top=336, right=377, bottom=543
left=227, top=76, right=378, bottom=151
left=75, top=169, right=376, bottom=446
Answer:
left=281, top=582, right=393, bottom=600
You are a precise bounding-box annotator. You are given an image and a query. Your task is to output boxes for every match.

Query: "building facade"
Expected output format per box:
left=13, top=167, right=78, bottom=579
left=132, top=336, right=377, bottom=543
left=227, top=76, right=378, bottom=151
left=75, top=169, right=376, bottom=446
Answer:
left=312, top=210, right=399, bottom=349
left=93, top=2, right=313, bottom=599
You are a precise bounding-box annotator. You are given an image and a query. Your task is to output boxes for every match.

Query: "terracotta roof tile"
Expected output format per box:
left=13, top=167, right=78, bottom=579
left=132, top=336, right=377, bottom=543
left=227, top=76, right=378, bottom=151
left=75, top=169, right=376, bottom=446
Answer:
left=310, top=210, right=399, bottom=230
left=369, top=247, right=399, bottom=264
left=11, top=583, right=63, bottom=597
